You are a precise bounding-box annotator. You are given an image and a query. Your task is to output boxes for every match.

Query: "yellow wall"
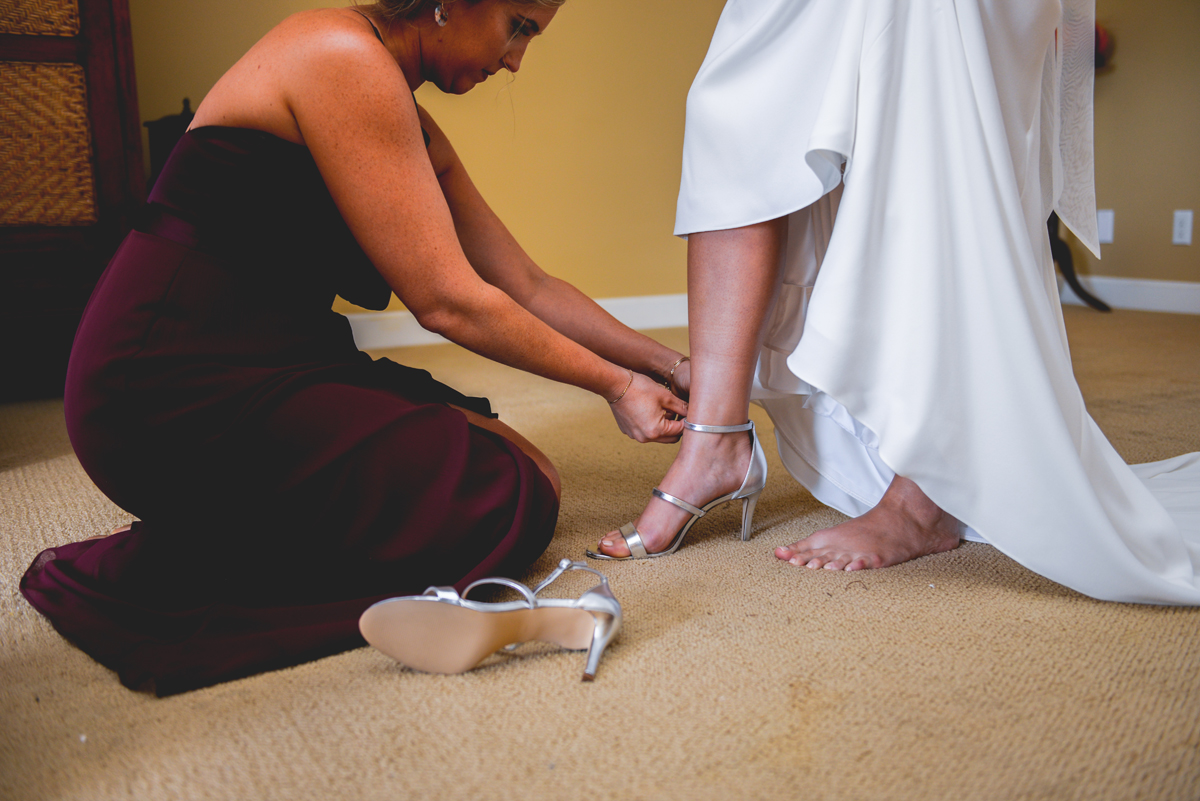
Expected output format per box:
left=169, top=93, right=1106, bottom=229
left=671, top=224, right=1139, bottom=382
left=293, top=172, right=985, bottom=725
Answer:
left=130, top=0, right=328, bottom=127
left=127, top=0, right=1199, bottom=313
left=1071, top=0, right=1200, bottom=282
left=408, top=1, right=727, bottom=306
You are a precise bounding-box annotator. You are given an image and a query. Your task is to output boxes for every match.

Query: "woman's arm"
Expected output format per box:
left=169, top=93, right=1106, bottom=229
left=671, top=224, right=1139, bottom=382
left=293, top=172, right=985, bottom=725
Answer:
left=278, top=14, right=685, bottom=440
left=418, top=108, right=689, bottom=389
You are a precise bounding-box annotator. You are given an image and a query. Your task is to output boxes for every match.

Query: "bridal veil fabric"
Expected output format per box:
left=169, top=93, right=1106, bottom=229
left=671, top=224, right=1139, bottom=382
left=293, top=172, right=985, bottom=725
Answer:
left=676, top=0, right=1200, bottom=604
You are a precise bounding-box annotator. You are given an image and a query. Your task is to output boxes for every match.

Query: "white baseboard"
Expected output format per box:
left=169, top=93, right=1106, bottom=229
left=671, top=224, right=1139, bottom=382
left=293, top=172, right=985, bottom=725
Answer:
left=596, top=292, right=689, bottom=330
left=346, top=279, right=1198, bottom=350
left=345, top=293, right=689, bottom=350
left=1060, top=276, right=1200, bottom=314
left=345, top=310, right=449, bottom=350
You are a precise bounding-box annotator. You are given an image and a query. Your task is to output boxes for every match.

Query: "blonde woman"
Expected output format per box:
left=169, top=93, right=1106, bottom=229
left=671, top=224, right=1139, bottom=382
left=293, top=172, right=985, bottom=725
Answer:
left=21, top=0, right=690, bottom=694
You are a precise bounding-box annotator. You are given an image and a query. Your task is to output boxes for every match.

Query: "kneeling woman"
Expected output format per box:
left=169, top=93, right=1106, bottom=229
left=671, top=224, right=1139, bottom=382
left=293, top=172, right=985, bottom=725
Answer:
left=21, top=0, right=689, bottom=694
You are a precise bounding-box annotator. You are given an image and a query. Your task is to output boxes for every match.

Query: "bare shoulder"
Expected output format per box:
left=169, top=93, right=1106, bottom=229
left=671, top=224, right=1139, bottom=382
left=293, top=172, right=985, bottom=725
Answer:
left=262, top=7, right=404, bottom=97
left=267, top=7, right=383, bottom=56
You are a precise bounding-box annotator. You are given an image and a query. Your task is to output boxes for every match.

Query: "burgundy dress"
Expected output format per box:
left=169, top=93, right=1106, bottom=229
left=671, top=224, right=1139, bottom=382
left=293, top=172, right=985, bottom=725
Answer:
left=20, top=127, right=559, bottom=695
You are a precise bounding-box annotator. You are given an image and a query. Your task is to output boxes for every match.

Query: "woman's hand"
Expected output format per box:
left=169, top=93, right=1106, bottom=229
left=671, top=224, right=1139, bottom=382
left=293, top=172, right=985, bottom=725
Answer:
left=610, top=373, right=688, bottom=443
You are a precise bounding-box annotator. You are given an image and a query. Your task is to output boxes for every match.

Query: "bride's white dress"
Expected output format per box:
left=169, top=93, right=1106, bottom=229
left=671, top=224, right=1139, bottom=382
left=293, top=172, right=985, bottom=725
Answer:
left=676, top=0, right=1200, bottom=604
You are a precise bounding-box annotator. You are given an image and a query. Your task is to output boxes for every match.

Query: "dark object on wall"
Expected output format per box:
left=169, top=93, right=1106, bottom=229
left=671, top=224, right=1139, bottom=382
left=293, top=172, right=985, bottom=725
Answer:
left=1049, top=213, right=1111, bottom=312
left=144, top=98, right=194, bottom=187
left=1095, top=23, right=1116, bottom=70
left=0, top=0, right=145, bottom=401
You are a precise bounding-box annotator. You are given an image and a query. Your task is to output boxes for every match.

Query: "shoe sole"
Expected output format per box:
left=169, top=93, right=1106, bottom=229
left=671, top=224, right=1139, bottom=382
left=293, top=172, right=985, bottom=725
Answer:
left=359, top=599, right=597, bottom=675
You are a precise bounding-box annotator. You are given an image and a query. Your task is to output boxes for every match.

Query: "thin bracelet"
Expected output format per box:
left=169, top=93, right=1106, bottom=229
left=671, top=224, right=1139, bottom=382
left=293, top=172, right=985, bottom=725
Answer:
left=608, top=369, right=635, bottom=404
left=667, top=355, right=690, bottom=388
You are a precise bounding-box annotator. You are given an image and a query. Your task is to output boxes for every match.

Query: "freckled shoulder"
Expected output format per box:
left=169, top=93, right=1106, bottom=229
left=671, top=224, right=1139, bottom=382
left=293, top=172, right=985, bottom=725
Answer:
left=266, top=8, right=392, bottom=63
left=271, top=8, right=421, bottom=144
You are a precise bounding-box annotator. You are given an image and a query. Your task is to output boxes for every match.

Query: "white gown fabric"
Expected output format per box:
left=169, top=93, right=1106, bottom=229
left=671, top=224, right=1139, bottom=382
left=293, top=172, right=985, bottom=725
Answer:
left=676, top=0, right=1200, bottom=604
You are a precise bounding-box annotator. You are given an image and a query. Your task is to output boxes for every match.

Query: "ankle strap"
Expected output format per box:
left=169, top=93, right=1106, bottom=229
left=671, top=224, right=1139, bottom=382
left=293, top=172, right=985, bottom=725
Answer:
left=683, top=420, right=754, bottom=434
left=532, top=558, right=607, bottom=596
left=461, top=577, right=537, bottom=607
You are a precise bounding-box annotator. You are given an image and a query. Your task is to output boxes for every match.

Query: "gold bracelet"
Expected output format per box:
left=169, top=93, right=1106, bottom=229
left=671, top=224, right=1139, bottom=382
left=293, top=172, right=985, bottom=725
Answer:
left=667, top=355, right=690, bottom=387
left=608, top=369, right=635, bottom=404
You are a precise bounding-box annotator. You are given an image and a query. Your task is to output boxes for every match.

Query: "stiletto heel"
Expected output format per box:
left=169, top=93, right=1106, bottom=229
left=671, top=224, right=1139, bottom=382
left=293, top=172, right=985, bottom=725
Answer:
left=740, top=491, right=761, bottom=542
left=587, top=419, right=768, bottom=560
left=359, top=559, right=622, bottom=681
left=582, top=610, right=618, bottom=681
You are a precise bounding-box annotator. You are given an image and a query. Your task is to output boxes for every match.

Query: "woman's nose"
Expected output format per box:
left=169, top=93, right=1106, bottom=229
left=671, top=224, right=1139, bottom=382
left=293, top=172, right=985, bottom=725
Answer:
left=502, top=46, right=525, bottom=73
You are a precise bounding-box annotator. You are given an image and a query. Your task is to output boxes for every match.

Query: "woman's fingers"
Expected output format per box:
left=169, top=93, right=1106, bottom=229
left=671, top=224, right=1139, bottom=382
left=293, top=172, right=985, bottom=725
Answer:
left=665, top=390, right=688, bottom=418
left=609, top=376, right=690, bottom=443
left=658, top=416, right=686, bottom=441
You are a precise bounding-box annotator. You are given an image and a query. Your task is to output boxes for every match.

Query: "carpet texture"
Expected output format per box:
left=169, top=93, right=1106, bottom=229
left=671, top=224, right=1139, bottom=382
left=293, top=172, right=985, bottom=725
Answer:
left=2, top=307, right=1198, bottom=800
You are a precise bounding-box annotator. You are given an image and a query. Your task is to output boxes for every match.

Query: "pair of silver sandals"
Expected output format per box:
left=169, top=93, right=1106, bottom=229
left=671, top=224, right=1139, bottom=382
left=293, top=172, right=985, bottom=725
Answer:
left=359, top=419, right=767, bottom=680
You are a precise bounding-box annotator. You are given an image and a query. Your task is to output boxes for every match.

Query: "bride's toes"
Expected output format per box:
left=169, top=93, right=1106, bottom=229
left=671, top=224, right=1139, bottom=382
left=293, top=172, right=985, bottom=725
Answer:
left=775, top=544, right=810, bottom=565
left=777, top=542, right=851, bottom=570
left=597, top=532, right=630, bottom=558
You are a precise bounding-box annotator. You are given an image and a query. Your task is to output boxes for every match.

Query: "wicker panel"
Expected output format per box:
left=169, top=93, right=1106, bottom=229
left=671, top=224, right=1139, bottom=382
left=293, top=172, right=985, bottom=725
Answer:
left=0, top=61, right=97, bottom=226
left=0, top=0, right=80, bottom=36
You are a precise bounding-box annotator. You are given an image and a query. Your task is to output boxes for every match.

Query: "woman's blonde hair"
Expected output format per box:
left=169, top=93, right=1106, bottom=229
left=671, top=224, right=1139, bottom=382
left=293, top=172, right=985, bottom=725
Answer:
left=369, top=0, right=565, bottom=23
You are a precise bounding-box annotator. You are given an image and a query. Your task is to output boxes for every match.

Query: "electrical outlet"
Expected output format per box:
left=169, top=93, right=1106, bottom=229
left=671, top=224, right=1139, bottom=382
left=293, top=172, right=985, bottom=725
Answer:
left=1097, top=209, right=1115, bottom=244
left=1173, top=210, right=1193, bottom=246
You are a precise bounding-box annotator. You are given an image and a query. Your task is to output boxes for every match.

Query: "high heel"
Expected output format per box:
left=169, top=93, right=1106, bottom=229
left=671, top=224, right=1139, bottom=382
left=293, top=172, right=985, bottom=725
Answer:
left=359, top=559, right=622, bottom=681
left=587, top=419, right=768, bottom=560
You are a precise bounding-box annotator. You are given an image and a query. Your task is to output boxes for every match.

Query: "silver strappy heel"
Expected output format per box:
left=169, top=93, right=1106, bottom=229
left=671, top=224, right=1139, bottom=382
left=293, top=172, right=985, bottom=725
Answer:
left=359, top=559, right=622, bottom=681
left=587, top=419, right=768, bottom=560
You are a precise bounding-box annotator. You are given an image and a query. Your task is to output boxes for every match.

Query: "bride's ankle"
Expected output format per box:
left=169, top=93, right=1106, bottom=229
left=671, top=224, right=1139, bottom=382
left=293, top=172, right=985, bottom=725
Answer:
left=680, top=426, right=747, bottom=452
left=881, top=476, right=955, bottom=530
left=674, top=429, right=751, bottom=481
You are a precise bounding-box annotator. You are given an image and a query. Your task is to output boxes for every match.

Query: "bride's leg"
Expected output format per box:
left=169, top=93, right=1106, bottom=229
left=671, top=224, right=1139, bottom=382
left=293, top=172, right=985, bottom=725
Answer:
left=775, top=475, right=961, bottom=570
left=596, top=218, right=786, bottom=557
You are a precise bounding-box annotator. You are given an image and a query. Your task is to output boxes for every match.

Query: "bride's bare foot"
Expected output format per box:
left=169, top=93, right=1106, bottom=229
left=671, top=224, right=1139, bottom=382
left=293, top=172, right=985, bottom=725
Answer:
left=596, top=427, right=753, bottom=557
left=775, top=476, right=961, bottom=571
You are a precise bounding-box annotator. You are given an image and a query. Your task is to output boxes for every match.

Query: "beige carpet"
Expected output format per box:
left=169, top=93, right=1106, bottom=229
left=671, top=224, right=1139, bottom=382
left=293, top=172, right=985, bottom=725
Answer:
left=2, top=306, right=1198, bottom=800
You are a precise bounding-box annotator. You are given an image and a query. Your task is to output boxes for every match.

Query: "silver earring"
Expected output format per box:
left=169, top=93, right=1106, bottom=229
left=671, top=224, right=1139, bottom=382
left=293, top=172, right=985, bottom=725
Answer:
left=434, top=3, right=448, bottom=26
